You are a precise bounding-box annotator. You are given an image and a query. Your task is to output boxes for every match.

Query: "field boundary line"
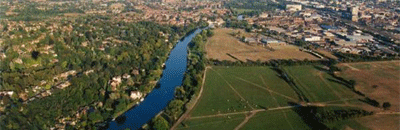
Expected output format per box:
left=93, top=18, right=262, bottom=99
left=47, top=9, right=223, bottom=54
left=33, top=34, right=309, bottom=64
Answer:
left=260, top=75, right=295, bottom=130
left=176, top=116, right=245, bottom=130
left=317, top=73, right=349, bottom=105
left=343, top=63, right=360, bottom=71
left=211, top=68, right=255, bottom=110
left=322, top=98, right=360, bottom=104
left=190, top=106, right=297, bottom=120
left=284, top=68, right=318, bottom=101
left=235, top=76, right=298, bottom=102
left=190, top=109, right=266, bottom=119
left=376, top=112, right=400, bottom=115
left=171, top=67, right=210, bottom=130
left=260, top=75, right=281, bottom=106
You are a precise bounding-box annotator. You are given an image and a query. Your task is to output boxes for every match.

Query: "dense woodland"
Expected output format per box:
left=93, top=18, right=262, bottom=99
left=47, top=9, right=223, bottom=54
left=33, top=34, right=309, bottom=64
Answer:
left=3, top=2, right=87, bottom=21
left=0, top=15, right=205, bottom=129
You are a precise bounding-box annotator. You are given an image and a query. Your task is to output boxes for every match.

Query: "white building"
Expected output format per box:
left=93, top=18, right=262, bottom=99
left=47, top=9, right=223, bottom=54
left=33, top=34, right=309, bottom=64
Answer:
left=303, top=36, right=321, bottom=42
left=130, top=91, right=143, bottom=100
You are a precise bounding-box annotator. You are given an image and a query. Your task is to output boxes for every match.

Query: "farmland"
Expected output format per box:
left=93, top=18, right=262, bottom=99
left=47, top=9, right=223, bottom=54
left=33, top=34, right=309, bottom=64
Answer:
left=176, top=66, right=379, bottom=130
left=205, top=28, right=320, bottom=61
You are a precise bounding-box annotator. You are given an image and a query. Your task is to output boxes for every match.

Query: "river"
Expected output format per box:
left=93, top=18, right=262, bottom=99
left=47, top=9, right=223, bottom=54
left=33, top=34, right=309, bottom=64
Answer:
left=106, top=28, right=203, bottom=130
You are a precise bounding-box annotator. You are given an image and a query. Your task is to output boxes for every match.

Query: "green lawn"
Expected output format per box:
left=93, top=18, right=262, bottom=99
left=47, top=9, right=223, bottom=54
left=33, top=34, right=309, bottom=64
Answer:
left=325, top=119, right=371, bottom=130
left=211, top=67, right=300, bottom=108
left=284, top=65, right=357, bottom=103
left=241, top=110, right=310, bottom=130
left=183, top=66, right=369, bottom=130
left=190, top=69, right=252, bottom=117
left=177, top=114, right=245, bottom=130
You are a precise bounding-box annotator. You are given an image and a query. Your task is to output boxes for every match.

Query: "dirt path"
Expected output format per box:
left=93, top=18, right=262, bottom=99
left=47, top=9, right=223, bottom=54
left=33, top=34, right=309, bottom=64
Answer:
left=170, top=67, right=210, bottom=130
left=259, top=76, right=295, bottom=130
left=317, top=73, right=350, bottom=105
left=189, top=109, right=266, bottom=120
left=235, top=77, right=298, bottom=102
left=343, top=63, right=360, bottom=71
left=212, top=68, right=255, bottom=110
left=234, top=111, right=258, bottom=130
left=190, top=106, right=297, bottom=120
left=322, top=98, right=360, bottom=104
left=376, top=112, right=400, bottom=115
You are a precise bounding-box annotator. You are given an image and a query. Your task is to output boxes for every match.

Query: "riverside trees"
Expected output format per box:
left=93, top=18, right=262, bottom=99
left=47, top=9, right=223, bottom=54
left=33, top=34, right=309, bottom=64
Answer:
left=151, top=29, right=213, bottom=129
left=0, top=15, right=204, bottom=129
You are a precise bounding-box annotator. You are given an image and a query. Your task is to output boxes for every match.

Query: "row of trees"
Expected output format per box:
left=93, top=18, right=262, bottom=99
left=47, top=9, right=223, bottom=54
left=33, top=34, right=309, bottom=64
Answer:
left=313, top=107, right=373, bottom=123
left=334, top=52, right=399, bottom=62
left=207, top=58, right=332, bottom=67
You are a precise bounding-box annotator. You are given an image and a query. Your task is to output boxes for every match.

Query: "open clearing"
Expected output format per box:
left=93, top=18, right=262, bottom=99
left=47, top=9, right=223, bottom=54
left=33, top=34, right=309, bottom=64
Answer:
left=337, top=61, right=400, bottom=130
left=176, top=66, right=381, bottom=130
left=337, top=61, right=400, bottom=112
left=205, top=28, right=320, bottom=61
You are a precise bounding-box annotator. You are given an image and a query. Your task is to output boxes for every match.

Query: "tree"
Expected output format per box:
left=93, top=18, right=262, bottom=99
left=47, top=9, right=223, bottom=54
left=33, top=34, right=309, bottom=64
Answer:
left=152, top=115, right=169, bottom=130
left=241, top=36, right=246, bottom=42
left=382, top=102, right=391, bottom=110
left=206, top=29, right=214, bottom=37
left=88, top=111, right=103, bottom=123
left=349, top=80, right=356, bottom=90
left=165, top=99, right=184, bottom=121
left=31, top=51, right=40, bottom=59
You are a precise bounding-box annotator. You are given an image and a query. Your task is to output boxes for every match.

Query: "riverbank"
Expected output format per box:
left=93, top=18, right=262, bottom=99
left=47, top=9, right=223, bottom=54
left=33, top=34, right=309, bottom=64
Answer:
left=144, top=29, right=213, bottom=130
left=107, top=28, right=201, bottom=121
left=105, top=28, right=205, bottom=130
left=170, top=66, right=209, bottom=130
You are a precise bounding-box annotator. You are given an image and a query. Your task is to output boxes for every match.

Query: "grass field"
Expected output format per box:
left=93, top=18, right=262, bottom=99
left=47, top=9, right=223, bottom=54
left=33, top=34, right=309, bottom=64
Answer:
left=314, top=48, right=338, bottom=60
left=178, top=114, right=245, bottom=130
left=176, top=66, right=376, bottom=130
left=241, top=109, right=310, bottom=130
left=284, top=65, right=361, bottom=103
left=206, top=28, right=320, bottom=61
left=336, top=61, right=400, bottom=130
left=337, top=61, right=400, bottom=111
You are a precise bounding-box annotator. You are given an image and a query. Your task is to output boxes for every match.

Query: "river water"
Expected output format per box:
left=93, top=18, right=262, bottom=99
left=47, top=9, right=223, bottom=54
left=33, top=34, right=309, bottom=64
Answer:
left=107, top=28, right=203, bottom=130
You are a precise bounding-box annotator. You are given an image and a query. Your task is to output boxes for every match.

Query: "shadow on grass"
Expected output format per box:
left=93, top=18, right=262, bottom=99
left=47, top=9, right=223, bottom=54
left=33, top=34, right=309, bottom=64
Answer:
left=288, top=102, right=329, bottom=130
left=358, top=97, right=380, bottom=107
left=313, top=65, right=329, bottom=73
left=326, top=78, right=365, bottom=97
left=326, top=78, right=351, bottom=88
left=270, top=67, right=309, bottom=102
left=226, top=53, right=242, bottom=62
left=257, top=104, right=268, bottom=110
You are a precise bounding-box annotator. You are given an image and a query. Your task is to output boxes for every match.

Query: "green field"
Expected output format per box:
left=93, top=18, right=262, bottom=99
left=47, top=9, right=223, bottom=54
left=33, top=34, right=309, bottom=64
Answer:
left=178, top=66, right=370, bottom=130
left=178, top=114, right=245, bottom=130
left=284, top=65, right=359, bottom=103
left=241, top=110, right=310, bottom=130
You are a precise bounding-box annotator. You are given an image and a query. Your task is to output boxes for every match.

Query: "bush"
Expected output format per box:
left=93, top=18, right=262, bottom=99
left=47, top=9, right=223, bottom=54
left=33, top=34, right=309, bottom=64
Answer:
left=382, top=102, right=391, bottom=110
